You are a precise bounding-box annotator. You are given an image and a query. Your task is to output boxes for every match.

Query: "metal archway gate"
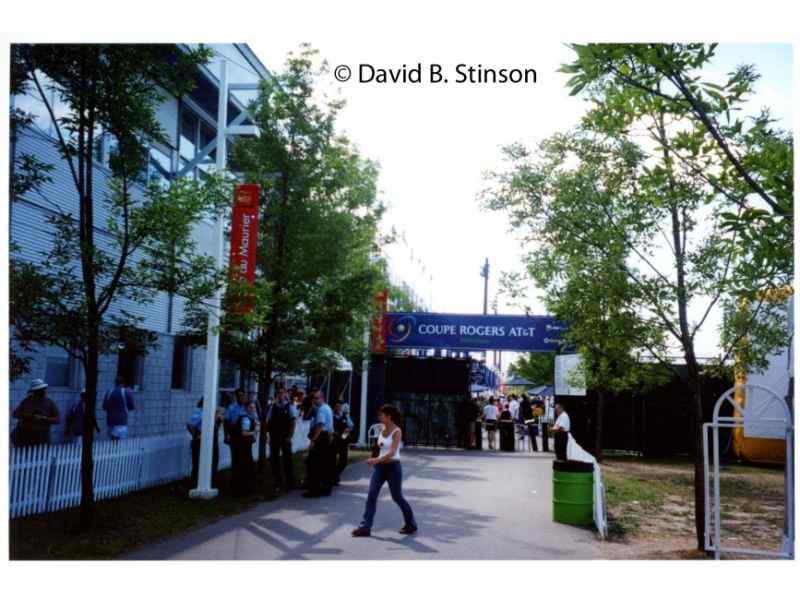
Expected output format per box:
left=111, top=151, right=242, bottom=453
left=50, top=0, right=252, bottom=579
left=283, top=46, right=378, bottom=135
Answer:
left=703, top=383, right=794, bottom=559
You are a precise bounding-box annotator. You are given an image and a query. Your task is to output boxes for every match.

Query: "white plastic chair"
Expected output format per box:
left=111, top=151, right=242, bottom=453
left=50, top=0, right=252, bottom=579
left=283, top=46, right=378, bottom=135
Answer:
left=516, top=424, right=529, bottom=452
left=367, top=423, right=383, bottom=447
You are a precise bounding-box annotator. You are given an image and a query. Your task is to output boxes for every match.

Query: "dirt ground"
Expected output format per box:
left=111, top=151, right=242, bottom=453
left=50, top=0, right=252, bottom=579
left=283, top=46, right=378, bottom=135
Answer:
left=599, top=456, right=787, bottom=559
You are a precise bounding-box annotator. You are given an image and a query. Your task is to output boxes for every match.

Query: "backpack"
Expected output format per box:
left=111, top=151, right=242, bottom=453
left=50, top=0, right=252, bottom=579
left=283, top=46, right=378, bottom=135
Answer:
left=68, top=402, right=83, bottom=437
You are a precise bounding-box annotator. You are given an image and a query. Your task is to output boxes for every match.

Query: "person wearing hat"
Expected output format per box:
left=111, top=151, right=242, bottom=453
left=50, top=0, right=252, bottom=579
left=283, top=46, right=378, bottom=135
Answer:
left=66, top=389, right=100, bottom=445
left=12, top=379, right=60, bottom=447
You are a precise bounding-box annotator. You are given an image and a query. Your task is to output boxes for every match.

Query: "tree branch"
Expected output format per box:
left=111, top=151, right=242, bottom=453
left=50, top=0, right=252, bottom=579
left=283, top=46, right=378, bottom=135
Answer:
left=29, top=69, right=80, bottom=193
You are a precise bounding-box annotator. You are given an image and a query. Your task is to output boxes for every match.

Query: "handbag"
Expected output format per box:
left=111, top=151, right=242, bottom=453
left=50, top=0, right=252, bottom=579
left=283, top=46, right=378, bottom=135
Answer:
left=10, top=423, right=23, bottom=447
left=370, top=441, right=380, bottom=458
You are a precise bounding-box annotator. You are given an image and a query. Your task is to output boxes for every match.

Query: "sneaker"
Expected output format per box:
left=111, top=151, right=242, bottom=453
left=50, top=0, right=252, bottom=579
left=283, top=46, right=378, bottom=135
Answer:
left=398, top=525, right=418, bottom=535
left=351, top=527, right=371, bottom=537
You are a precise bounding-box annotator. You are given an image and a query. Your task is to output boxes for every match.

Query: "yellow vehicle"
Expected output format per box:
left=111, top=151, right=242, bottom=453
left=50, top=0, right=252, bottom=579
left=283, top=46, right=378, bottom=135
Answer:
left=732, top=286, right=793, bottom=465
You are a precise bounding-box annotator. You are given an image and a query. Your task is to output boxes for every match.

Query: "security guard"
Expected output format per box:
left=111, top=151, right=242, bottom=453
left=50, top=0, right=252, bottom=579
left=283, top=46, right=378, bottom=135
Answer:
left=224, top=388, right=248, bottom=488
left=266, top=386, right=298, bottom=494
left=332, top=400, right=354, bottom=484
left=303, top=390, right=334, bottom=497
left=231, top=400, right=258, bottom=495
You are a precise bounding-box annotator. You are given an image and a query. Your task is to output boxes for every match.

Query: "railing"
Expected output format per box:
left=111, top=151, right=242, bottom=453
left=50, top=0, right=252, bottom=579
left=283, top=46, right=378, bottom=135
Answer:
left=10, top=420, right=312, bottom=520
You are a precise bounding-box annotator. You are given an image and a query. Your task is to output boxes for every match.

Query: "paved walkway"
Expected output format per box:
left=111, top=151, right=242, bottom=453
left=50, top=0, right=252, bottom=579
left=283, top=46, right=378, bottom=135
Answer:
left=128, top=448, right=602, bottom=560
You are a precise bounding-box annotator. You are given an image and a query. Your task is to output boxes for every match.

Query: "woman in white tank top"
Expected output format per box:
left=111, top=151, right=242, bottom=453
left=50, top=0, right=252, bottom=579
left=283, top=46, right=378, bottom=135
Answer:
left=351, top=404, right=417, bottom=537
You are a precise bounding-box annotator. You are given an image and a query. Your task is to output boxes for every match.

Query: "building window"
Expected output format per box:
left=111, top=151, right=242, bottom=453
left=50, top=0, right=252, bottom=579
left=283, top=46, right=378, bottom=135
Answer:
left=197, top=123, right=217, bottom=177
left=148, top=145, right=173, bottom=188
left=179, top=109, right=198, bottom=162
left=219, top=358, right=238, bottom=389
left=171, top=337, right=193, bottom=390
left=44, top=345, right=74, bottom=388
left=117, top=344, right=145, bottom=391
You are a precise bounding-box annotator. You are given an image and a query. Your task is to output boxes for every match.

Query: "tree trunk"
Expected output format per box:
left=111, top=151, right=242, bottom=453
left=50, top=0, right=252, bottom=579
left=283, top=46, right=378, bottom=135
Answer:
left=256, top=173, right=288, bottom=469
left=657, top=113, right=706, bottom=551
left=594, top=388, right=605, bottom=463
left=685, top=353, right=706, bottom=551
left=257, top=361, right=272, bottom=471
left=79, top=332, right=99, bottom=529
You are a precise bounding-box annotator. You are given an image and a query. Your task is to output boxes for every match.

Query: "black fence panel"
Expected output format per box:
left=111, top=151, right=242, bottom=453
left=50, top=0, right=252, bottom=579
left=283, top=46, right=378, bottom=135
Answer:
left=363, top=356, right=471, bottom=447
left=560, top=371, right=734, bottom=458
left=390, top=392, right=462, bottom=448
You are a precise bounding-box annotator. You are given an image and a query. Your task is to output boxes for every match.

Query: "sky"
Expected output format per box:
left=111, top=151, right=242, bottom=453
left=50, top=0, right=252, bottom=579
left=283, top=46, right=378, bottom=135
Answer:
left=246, top=39, right=792, bottom=366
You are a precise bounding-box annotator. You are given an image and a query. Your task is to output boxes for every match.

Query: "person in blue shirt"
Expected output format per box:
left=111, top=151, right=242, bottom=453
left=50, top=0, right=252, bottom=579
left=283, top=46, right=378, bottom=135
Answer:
left=103, top=376, right=136, bottom=440
left=187, top=398, right=222, bottom=489
left=230, top=400, right=258, bottom=496
left=223, top=388, right=248, bottom=492
left=303, top=389, right=335, bottom=498
left=224, top=388, right=248, bottom=434
left=332, top=399, right=354, bottom=485
left=66, top=389, right=100, bottom=445
left=266, top=386, right=298, bottom=494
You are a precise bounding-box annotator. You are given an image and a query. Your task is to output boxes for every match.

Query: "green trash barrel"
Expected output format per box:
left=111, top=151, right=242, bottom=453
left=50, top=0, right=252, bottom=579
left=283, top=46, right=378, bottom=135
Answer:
left=552, top=460, right=594, bottom=525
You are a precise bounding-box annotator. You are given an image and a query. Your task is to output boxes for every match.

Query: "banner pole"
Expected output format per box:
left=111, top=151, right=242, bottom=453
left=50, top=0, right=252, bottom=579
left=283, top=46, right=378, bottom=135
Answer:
left=191, top=59, right=228, bottom=500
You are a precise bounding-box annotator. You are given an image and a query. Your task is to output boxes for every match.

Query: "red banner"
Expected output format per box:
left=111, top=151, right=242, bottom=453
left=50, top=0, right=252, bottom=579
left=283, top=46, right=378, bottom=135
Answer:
left=370, top=289, right=389, bottom=353
left=229, top=184, right=260, bottom=313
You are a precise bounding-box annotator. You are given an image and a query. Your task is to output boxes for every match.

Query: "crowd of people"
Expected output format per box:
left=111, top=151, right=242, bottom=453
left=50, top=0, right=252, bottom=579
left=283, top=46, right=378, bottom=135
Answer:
left=11, top=375, right=138, bottom=448
left=457, top=393, right=553, bottom=452
left=187, top=384, right=356, bottom=498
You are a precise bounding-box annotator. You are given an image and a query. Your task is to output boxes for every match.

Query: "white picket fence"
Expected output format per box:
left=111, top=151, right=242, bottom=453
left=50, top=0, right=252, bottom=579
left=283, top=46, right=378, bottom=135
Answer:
left=10, top=420, right=311, bottom=520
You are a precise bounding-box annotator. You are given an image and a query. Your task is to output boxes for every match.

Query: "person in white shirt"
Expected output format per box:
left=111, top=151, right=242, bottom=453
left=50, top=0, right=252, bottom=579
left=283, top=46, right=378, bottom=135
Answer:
left=482, top=397, right=499, bottom=450
left=552, top=403, right=570, bottom=460
left=509, top=395, right=520, bottom=421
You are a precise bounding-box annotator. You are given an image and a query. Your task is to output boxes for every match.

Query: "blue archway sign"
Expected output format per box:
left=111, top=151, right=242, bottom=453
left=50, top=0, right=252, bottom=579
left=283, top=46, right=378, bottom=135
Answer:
left=385, top=312, right=566, bottom=352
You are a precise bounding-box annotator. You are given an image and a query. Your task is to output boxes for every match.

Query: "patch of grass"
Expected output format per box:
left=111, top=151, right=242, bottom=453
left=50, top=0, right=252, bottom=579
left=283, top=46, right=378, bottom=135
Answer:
left=603, top=469, right=675, bottom=539
left=601, top=456, right=786, bottom=552
left=10, top=449, right=370, bottom=560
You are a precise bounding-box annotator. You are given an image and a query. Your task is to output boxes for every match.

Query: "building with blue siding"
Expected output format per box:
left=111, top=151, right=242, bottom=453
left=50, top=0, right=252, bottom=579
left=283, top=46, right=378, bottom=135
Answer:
left=9, top=44, right=272, bottom=443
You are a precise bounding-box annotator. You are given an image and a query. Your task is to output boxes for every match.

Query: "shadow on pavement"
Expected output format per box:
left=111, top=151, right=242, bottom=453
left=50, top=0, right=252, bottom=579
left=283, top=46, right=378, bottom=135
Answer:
left=130, top=450, right=495, bottom=560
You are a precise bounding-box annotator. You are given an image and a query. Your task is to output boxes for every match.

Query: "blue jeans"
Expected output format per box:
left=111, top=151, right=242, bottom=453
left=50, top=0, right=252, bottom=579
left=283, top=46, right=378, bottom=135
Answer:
left=359, top=461, right=416, bottom=531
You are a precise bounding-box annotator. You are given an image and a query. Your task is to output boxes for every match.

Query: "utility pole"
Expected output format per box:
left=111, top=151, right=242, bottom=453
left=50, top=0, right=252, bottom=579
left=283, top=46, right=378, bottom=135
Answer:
left=481, top=258, right=489, bottom=315
left=480, top=258, right=489, bottom=363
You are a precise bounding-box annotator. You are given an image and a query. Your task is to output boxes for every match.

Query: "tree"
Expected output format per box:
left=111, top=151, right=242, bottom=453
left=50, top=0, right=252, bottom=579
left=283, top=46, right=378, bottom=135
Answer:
left=560, top=43, right=793, bottom=354
left=182, top=46, right=385, bottom=467
left=507, top=352, right=555, bottom=386
left=554, top=45, right=792, bottom=548
left=481, top=119, right=789, bottom=549
left=495, top=139, right=669, bottom=462
left=10, top=44, right=226, bottom=528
